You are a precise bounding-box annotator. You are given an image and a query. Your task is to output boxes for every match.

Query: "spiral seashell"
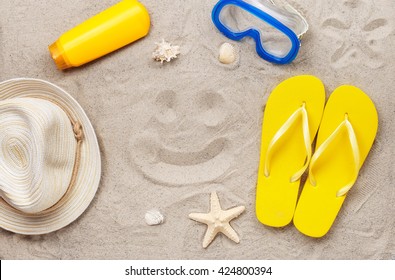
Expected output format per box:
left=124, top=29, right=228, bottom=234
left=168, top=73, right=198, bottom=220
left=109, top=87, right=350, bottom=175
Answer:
left=152, top=39, right=180, bottom=64
left=218, top=42, right=238, bottom=64
left=145, top=209, right=164, bottom=226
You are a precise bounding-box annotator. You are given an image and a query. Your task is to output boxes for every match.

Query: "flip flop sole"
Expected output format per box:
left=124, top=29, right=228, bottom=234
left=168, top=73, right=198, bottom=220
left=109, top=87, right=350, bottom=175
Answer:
left=256, top=75, right=325, bottom=227
left=293, top=85, right=378, bottom=237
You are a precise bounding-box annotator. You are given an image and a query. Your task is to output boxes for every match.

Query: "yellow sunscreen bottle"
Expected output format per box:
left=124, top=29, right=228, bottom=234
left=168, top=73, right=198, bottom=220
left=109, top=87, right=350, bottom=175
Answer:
left=49, top=0, right=150, bottom=70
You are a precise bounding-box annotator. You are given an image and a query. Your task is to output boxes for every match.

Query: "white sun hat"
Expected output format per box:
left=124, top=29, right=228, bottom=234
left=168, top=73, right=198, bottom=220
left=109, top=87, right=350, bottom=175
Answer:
left=0, top=78, right=101, bottom=235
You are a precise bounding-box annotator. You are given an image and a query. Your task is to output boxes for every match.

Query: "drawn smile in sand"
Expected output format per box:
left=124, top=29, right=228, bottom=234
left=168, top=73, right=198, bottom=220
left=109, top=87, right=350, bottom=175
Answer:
left=131, top=89, right=254, bottom=186
left=321, top=0, right=392, bottom=68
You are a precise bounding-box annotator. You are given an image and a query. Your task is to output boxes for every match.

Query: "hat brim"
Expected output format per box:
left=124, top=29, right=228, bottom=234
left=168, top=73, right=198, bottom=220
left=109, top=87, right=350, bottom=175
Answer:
left=0, top=78, right=101, bottom=235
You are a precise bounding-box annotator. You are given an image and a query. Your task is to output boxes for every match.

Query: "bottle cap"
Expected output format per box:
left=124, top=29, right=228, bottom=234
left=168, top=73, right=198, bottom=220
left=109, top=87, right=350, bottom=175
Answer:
left=49, top=42, right=71, bottom=70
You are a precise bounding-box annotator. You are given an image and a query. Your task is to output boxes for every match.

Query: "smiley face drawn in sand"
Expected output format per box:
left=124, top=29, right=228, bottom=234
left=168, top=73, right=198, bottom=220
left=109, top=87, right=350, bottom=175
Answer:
left=130, top=89, right=255, bottom=186
left=321, top=0, right=392, bottom=68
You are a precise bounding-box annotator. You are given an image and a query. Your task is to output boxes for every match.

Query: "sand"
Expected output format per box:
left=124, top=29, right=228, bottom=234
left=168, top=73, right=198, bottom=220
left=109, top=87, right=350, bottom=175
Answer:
left=0, top=0, right=394, bottom=259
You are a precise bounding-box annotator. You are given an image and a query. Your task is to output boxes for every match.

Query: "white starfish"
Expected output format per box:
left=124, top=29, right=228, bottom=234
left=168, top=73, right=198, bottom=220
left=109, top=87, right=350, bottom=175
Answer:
left=189, top=191, right=245, bottom=248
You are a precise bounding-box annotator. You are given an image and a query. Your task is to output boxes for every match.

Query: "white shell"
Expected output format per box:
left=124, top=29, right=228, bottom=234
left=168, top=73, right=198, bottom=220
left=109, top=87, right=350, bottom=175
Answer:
left=219, top=42, right=237, bottom=64
left=152, top=39, right=180, bottom=64
left=145, top=209, right=164, bottom=226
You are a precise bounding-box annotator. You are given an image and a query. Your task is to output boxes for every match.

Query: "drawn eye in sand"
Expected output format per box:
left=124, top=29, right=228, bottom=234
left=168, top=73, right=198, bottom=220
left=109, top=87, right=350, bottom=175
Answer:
left=321, top=0, right=392, bottom=68
left=130, top=90, right=251, bottom=186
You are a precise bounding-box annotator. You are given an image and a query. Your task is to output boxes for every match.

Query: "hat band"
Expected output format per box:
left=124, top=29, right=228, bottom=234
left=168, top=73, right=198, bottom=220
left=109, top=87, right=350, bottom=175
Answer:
left=4, top=96, right=85, bottom=215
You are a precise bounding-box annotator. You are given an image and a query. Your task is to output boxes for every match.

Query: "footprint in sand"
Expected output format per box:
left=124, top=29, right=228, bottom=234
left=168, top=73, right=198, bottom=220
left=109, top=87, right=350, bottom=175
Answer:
left=12, top=234, right=61, bottom=259
left=130, top=89, right=254, bottom=186
left=321, top=0, right=392, bottom=69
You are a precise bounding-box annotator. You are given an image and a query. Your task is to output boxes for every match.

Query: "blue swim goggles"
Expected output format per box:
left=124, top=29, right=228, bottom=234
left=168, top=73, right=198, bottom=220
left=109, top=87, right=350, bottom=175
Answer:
left=212, top=0, right=308, bottom=64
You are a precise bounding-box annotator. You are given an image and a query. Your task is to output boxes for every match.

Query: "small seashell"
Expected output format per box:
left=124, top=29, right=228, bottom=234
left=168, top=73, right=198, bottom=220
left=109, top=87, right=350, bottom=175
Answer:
left=145, top=209, right=164, bottom=226
left=152, top=39, right=180, bottom=64
left=218, top=42, right=237, bottom=64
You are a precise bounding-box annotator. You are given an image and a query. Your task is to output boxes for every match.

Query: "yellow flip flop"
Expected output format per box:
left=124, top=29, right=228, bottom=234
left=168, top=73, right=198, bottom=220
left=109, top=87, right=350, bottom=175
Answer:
left=256, top=75, right=325, bottom=227
left=293, top=85, right=378, bottom=237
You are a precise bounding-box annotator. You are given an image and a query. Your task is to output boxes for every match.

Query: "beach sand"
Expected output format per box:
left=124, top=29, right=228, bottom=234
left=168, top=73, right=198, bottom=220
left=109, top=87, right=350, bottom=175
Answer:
left=0, top=0, right=394, bottom=259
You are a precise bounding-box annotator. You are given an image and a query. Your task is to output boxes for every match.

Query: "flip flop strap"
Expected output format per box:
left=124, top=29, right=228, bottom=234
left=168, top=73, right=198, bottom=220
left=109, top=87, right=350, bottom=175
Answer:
left=264, top=103, right=311, bottom=182
left=309, top=114, right=360, bottom=197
